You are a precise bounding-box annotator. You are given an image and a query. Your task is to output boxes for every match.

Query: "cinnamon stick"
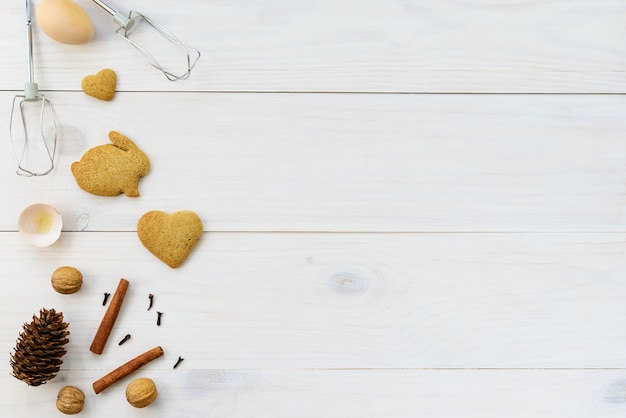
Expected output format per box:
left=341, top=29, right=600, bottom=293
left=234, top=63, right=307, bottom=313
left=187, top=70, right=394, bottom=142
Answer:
left=93, top=346, right=164, bottom=394
left=89, top=278, right=129, bottom=354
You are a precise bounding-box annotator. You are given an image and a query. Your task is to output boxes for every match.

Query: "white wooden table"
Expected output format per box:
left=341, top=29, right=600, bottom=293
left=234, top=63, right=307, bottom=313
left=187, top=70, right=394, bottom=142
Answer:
left=1, top=1, right=625, bottom=416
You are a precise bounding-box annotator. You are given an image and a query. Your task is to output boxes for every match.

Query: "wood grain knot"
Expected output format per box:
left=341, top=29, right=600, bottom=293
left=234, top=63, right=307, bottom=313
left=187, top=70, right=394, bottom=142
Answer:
left=329, top=270, right=371, bottom=295
left=184, top=370, right=234, bottom=398
left=605, top=380, right=626, bottom=404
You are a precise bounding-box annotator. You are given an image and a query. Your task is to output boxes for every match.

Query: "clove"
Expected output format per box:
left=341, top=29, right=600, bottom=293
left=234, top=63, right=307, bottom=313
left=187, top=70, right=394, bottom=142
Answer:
left=147, top=293, right=154, bottom=310
left=156, top=311, right=163, bottom=326
left=173, top=356, right=184, bottom=369
left=118, top=334, right=131, bottom=345
left=102, top=292, right=111, bottom=306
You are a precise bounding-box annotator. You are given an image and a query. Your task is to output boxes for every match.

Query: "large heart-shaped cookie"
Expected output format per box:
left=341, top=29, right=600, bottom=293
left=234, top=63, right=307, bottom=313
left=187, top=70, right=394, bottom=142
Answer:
left=137, top=211, right=203, bottom=268
left=81, top=69, right=116, bottom=101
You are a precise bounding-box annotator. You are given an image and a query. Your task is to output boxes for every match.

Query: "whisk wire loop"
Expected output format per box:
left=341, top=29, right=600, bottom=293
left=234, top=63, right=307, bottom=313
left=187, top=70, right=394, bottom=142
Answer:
left=116, top=11, right=201, bottom=82
left=92, top=1, right=200, bottom=81
left=10, top=94, right=57, bottom=177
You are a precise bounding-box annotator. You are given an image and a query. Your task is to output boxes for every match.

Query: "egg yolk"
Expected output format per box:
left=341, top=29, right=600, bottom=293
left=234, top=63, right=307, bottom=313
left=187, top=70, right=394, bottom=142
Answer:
left=36, top=211, right=54, bottom=233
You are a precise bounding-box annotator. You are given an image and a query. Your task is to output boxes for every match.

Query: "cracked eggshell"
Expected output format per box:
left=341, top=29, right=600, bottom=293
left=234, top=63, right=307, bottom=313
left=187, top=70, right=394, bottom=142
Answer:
left=18, top=204, right=63, bottom=247
left=36, top=0, right=94, bottom=45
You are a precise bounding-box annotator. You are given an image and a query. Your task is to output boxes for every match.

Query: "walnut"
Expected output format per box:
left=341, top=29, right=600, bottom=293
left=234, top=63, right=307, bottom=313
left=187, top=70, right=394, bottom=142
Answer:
left=51, top=266, right=83, bottom=294
left=56, top=386, right=85, bottom=414
left=126, top=377, right=158, bottom=408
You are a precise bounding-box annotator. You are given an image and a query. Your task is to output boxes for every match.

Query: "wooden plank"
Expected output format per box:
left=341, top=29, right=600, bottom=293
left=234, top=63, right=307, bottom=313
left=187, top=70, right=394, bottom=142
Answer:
left=2, top=369, right=625, bottom=417
left=0, top=92, right=625, bottom=232
left=4, top=1, right=622, bottom=416
left=2, top=232, right=625, bottom=369
left=1, top=0, right=624, bottom=93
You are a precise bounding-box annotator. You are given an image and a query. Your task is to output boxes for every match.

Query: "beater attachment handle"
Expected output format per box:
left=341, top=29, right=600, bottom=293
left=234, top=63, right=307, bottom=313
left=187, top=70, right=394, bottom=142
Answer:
left=91, top=0, right=135, bottom=30
left=25, top=0, right=38, bottom=100
left=11, top=0, right=58, bottom=176
left=24, top=82, right=38, bottom=101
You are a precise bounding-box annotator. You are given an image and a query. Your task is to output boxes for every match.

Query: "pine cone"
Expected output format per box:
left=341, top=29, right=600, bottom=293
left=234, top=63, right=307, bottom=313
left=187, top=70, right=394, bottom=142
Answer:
left=10, top=308, right=70, bottom=386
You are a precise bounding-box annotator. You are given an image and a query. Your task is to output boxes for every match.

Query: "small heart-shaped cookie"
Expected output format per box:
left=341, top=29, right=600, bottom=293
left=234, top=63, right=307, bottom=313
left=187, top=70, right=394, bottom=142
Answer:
left=81, top=69, right=116, bottom=101
left=137, top=210, right=203, bottom=268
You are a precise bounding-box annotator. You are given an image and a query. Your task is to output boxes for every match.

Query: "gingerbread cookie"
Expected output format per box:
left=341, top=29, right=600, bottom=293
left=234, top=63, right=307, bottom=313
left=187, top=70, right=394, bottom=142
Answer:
left=81, top=69, right=116, bottom=101
left=137, top=210, right=203, bottom=268
left=71, top=131, right=150, bottom=197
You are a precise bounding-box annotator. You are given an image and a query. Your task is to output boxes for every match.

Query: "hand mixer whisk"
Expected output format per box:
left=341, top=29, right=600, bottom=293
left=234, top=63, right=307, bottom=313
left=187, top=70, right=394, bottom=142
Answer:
left=10, top=0, right=57, bottom=177
left=92, top=0, right=201, bottom=81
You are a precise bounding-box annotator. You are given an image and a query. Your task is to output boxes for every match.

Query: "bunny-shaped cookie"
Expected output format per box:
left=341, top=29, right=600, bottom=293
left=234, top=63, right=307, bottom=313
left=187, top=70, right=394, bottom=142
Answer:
left=71, top=131, right=150, bottom=197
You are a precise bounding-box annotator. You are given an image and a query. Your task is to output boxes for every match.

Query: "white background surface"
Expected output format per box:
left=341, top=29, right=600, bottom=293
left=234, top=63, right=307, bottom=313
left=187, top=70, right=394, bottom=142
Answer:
left=1, top=0, right=626, bottom=416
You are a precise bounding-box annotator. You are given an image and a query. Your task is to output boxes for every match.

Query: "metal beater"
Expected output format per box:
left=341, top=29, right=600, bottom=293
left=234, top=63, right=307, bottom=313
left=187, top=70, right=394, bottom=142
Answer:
left=92, top=0, right=201, bottom=81
left=10, top=0, right=57, bottom=177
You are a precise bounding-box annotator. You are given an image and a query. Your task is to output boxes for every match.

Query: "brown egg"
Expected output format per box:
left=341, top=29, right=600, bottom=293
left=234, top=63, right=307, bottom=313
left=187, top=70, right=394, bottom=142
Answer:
left=36, top=0, right=94, bottom=45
